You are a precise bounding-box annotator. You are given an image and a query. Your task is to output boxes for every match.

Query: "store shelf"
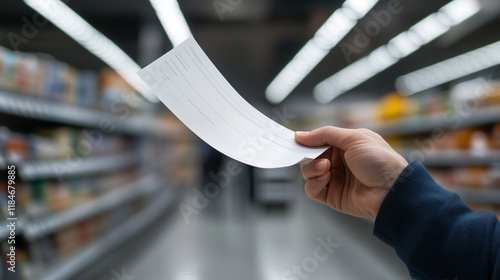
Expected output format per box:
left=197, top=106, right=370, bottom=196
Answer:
left=0, top=90, right=167, bottom=138
left=372, top=106, right=500, bottom=136
left=22, top=174, right=161, bottom=241
left=17, top=152, right=139, bottom=181
left=454, top=188, right=500, bottom=204
left=36, top=187, right=174, bottom=280
left=399, top=149, right=500, bottom=166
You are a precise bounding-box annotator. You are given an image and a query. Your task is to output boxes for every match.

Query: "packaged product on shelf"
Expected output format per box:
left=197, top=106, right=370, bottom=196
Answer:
left=470, top=131, right=490, bottom=156
left=6, top=132, right=29, bottom=161
left=14, top=52, right=29, bottom=94
left=0, top=47, right=16, bottom=90
left=98, top=68, right=134, bottom=113
left=37, top=128, right=75, bottom=159
left=423, top=94, right=448, bottom=116
left=449, top=77, right=492, bottom=110
left=67, top=179, right=94, bottom=205
left=46, top=181, right=72, bottom=213
left=76, top=219, right=96, bottom=246
left=80, top=133, right=129, bottom=156
left=27, top=134, right=58, bottom=160
left=462, top=80, right=500, bottom=108
left=29, top=53, right=45, bottom=97
left=76, top=70, right=97, bottom=108
left=15, top=52, right=41, bottom=97
left=64, top=66, right=78, bottom=105
left=487, top=83, right=500, bottom=105
left=377, top=92, right=417, bottom=121
left=16, top=182, right=31, bottom=215
left=44, top=60, right=68, bottom=103
left=437, top=129, right=474, bottom=150
left=99, top=171, right=132, bottom=193
left=329, top=101, right=377, bottom=128
left=25, top=180, right=50, bottom=219
left=452, top=167, right=488, bottom=189
left=81, top=177, right=103, bottom=199
left=54, top=225, right=80, bottom=256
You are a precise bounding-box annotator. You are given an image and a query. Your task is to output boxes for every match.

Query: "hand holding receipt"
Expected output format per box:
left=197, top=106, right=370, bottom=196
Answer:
left=138, top=37, right=327, bottom=168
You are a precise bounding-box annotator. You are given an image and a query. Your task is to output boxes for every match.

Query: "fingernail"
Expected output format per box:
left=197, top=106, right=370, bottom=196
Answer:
left=296, top=131, right=309, bottom=136
left=314, top=159, right=326, bottom=170
left=317, top=173, right=329, bottom=182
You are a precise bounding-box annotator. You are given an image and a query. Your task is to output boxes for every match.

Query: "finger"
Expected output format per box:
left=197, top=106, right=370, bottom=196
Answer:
left=326, top=147, right=346, bottom=211
left=304, top=172, right=331, bottom=203
left=295, top=126, right=365, bottom=150
left=300, top=159, right=331, bottom=180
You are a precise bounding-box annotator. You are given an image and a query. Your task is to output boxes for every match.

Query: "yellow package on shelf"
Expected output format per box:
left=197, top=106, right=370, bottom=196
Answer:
left=377, top=92, right=417, bottom=121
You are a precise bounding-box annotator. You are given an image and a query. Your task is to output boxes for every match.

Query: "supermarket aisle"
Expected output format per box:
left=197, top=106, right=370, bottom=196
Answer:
left=86, top=179, right=411, bottom=280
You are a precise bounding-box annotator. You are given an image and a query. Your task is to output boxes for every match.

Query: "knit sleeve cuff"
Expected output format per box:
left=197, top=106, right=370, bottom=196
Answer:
left=373, top=160, right=456, bottom=262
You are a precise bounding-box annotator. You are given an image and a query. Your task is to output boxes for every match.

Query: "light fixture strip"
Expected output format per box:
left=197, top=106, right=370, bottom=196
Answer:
left=314, top=0, right=480, bottom=103
left=265, top=0, right=380, bottom=104
left=149, top=0, right=193, bottom=47
left=396, top=41, right=500, bottom=95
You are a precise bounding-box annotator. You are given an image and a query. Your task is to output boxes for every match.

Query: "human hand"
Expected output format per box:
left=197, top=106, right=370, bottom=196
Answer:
left=295, top=127, right=408, bottom=219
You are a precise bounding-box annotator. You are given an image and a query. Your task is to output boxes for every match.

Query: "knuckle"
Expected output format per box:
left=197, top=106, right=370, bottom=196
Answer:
left=356, top=128, right=372, bottom=135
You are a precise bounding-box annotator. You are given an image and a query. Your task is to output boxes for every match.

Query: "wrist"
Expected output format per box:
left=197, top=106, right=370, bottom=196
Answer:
left=373, top=157, right=408, bottom=218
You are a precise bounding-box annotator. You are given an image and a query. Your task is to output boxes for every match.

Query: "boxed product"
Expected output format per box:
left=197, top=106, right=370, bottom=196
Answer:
left=75, top=70, right=97, bottom=108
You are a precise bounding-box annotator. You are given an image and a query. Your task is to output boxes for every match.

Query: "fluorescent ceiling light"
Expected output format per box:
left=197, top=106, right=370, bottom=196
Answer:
left=149, top=0, right=192, bottom=47
left=24, top=0, right=158, bottom=102
left=265, top=0, right=380, bottom=104
left=396, top=41, right=500, bottom=95
left=314, top=0, right=480, bottom=104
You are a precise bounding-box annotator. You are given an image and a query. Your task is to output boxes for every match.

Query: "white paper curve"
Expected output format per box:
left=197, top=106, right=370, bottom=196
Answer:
left=138, top=37, right=328, bottom=168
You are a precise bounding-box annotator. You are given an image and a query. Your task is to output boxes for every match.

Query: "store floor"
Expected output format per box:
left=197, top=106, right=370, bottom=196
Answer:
left=81, top=179, right=411, bottom=280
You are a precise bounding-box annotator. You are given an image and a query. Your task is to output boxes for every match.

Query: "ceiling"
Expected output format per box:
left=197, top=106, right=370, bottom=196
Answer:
left=1, top=0, right=500, bottom=109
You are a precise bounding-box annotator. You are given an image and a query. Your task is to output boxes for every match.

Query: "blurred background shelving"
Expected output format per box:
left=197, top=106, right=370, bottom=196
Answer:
left=1, top=0, right=500, bottom=279
left=0, top=43, right=200, bottom=280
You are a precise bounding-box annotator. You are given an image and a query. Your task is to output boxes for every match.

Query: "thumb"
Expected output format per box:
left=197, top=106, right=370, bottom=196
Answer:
left=295, top=126, right=359, bottom=150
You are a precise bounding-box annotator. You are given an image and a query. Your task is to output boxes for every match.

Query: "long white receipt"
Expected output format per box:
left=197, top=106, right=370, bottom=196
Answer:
left=138, top=38, right=328, bottom=168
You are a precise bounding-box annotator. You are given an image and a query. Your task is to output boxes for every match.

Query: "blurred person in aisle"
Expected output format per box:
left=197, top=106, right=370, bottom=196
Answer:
left=295, top=127, right=499, bottom=280
left=200, top=141, right=225, bottom=185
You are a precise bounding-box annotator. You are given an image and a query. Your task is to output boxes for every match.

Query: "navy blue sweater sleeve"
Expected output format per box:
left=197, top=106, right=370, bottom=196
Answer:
left=373, top=160, right=500, bottom=280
